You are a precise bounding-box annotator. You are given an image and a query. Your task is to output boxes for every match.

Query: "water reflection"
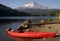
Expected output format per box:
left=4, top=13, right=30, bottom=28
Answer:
left=0, top=20, right=60, bottom=41
left=0, top=16, right=55, bottom=19
left=0, top=20, right=23, bottom=41
left=8, top=35, right=30, bottom=41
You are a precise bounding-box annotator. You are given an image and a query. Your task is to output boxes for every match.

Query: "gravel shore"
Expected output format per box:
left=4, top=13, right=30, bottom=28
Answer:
left=29, top=23, right=60, bottom=41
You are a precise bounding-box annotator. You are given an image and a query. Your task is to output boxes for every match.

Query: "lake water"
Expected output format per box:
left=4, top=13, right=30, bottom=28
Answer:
left=0, top=16, right=59, bottom=41
left=0, top=20, right=27, bottom=41
left=0, top=20, right=43, bottom=41
left=0, top=16, right=55, bottom=19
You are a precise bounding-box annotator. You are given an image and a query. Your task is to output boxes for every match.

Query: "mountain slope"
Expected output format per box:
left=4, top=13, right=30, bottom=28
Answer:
left=16, top=1, right=60, bottom=16
left=17, top=1, right=49, bottom=9
left=0, top=4, right=30, bottom=17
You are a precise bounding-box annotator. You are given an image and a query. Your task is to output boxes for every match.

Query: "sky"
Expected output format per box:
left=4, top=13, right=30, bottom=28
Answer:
left=0, top=0, right=60, bottom=9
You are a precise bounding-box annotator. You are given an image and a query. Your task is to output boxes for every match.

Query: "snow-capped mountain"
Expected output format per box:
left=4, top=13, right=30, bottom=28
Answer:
left=15, top=1, right=59, bottom=15
left=17, top=1, right=49, bottom=9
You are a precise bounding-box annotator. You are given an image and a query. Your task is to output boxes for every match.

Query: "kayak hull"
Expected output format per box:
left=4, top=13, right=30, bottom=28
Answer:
left=7, top=31, right=56, bottom=38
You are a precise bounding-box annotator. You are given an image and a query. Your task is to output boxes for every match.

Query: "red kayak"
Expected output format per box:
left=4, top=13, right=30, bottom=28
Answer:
left=7, top=31, right=56, bottom=38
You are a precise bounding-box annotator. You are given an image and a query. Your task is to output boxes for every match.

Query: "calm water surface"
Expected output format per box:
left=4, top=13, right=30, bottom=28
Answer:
left=0, top=20, right=39, bottom=41
left=0, top=20, right=60, bottom=41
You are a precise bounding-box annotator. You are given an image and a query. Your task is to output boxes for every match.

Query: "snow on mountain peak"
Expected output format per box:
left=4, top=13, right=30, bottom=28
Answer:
left=18, top=1, right=49, bottom=9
